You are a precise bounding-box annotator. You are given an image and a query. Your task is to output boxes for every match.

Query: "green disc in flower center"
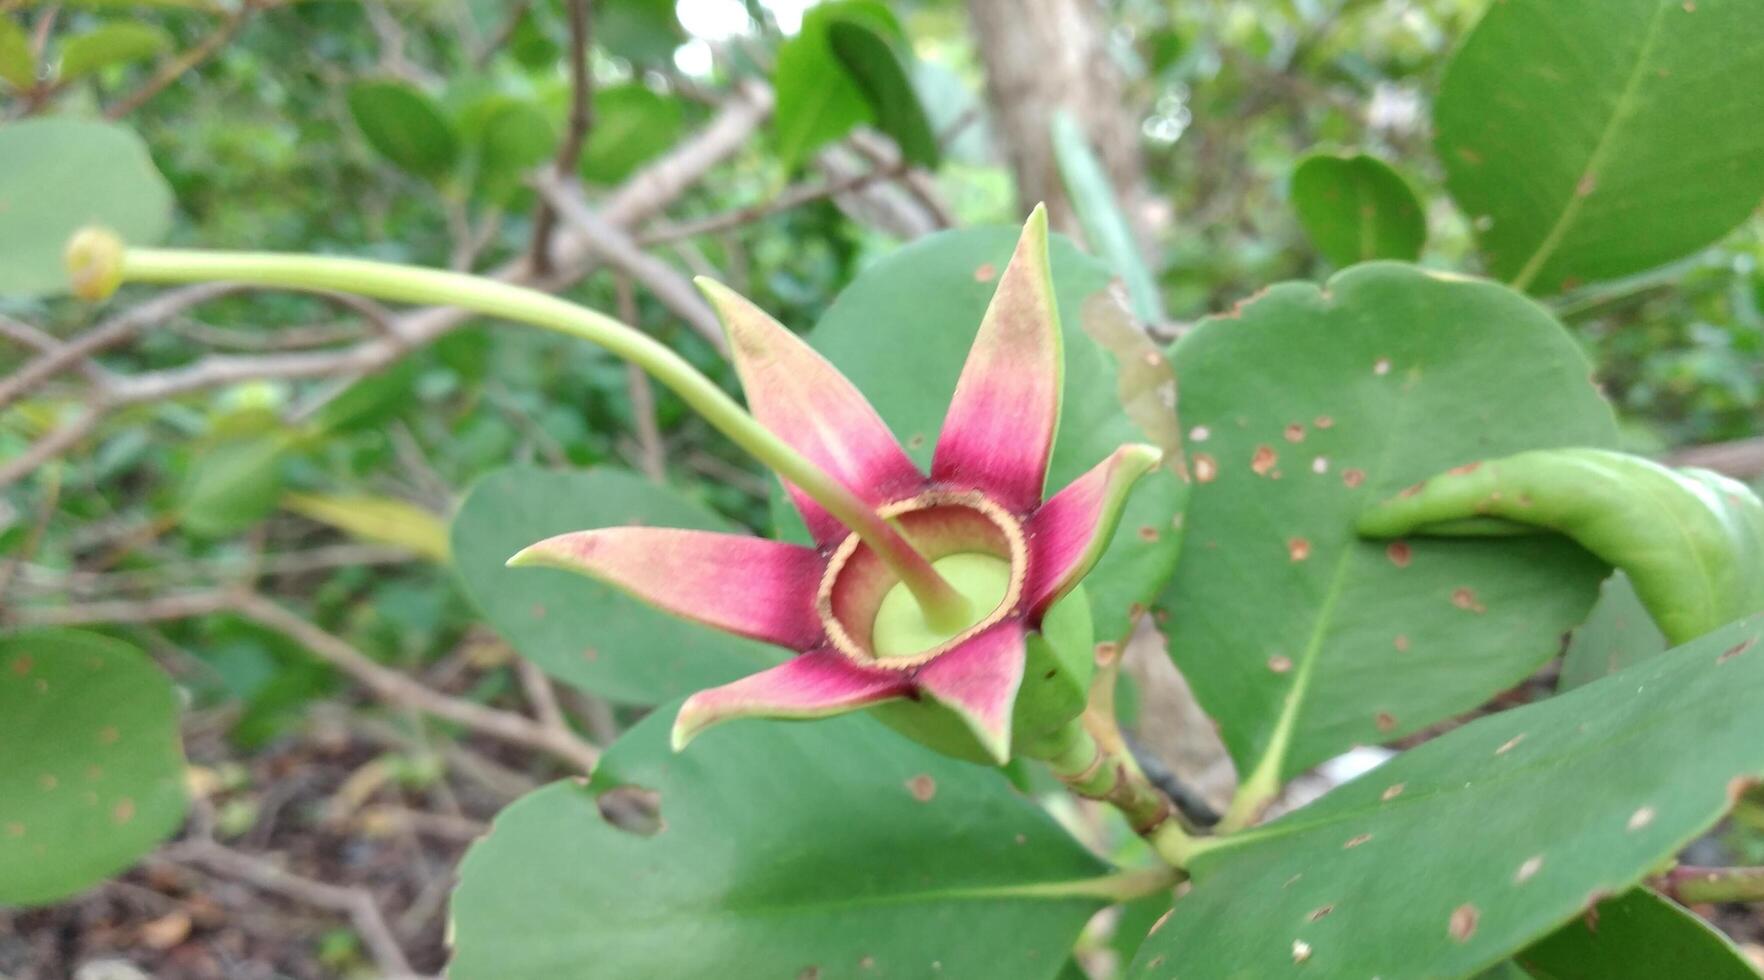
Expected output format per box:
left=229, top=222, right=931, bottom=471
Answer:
left=871, top=552, right=1012, bottom=659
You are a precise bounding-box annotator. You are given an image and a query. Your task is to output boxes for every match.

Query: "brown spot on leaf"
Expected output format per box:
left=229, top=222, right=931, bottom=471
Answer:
left=1375, top=711, right=1397, bottom=732
left=1386, top=541, right=1412, bottom=567
left=9, top=656, right=31, bottom=677
left=1095, top=642, right=1121, bottom=665
left=1268, top=655, right=1294, bottom=674
left=1496, top=734, right=1525, bottom=755
left=1149, top=908, right=1175, bottom=935
left=1448, top=462, right=1482, bottom=477
left=1308, top=904, right=1335, bottom=922
left=1129, top=602, right=1147, bottom=619
left=1451, top=588, right=1486, bottom=613
left=1343, top=833, right=1373, bottom=849
left=906, top=775, right=937, bottom=802
left=1251, top=445, right=1277, bottom=476
left=98, top=726, right=120, bottom=745
left=1288, top=538, right=1311, bottom=562
left=1284, top=873, right=1303, bottom=888
left=1393, top=634, right=1411, bottom=653
left=1718, top=639, right=1753, bottom=664
left=798, top=967, right=822, bottom=980
left=1627, top=806, right=1655, bottom=831
left=1343, top=469, right=1366, bottom=489
left=973, top=263, right=996, bottom=282
left=1193, top=453, right=1218, bottom=483
left=1381, top=783, right=1405, bottom=802
left=113, top=798, right=136, bottom=825
left=908, top=433, right=926, bottom=449
left=531, top=603, right=547, bottom=620
left=4, top=823, right=23, bottom=838
left=582, top=647, right=599, bottom=662
left=1284, top=423, right=1305, bottom=443
left=1314, top=416, right=1334, bottom=429
left=39, top=774, right=57, bottom=792
left=1138, top=525, right=1160, bottom=542
left=1449, top=904, right=1480, bottom=941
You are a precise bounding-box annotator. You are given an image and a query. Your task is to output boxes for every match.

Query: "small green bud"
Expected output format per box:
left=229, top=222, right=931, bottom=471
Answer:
left=65, top=227, right=125, bottom=301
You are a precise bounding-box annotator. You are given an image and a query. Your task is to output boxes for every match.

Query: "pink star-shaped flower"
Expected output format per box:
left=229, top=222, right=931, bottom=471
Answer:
left=512, top=210, right=1158, bottom=762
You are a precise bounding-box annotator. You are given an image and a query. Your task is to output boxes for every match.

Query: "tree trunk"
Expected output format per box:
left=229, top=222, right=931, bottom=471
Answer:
left=966, top=0, right=1147, bottom=238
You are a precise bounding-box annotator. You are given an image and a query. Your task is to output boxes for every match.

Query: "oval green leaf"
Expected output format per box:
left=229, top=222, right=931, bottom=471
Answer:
left=0, top=630, right=187, bottom=906
left=0, top=118, right=173, bottom=298
left=771, top=0, right=900, bottom=171
left=58, top=22, right=170, bottom=80
left=1516, top=888, right=1762, bottom=979
left=579, top=84, right=683, bottom=185
left=1130, top=613, right=1764, bottom=978
left=450, top=466, right=781, bottom=704
left=1161, top=264, right=1619, bottom=818
left=0, top=17, right=35, bottom=89
left=345, top=80, right=460, bottom=181
left=826, top=19, right=939, bottom=169
left=450, top=708, right=1120, bottom=979
left=1436, top=0, right=1764, bottom=293
left=1291, top=150, right=1427, bottom=267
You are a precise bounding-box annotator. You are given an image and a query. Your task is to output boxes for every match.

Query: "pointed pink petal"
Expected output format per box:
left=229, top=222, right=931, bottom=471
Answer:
left=932, top=206, right=1062, bottom=511
left=698, top=278, right=925, bottom=544
left=1025, top=444, right=1162, bottom=618
left=913, top=621, right=1027, bottom=764
left=510, top=528, right=824, bottom=650
left=672, top=650, right=911, bottom=749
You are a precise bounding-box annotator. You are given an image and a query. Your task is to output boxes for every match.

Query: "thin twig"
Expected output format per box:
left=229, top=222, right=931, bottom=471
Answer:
left=105, top=1, right=260, bottom=119
left=615, top=275, right=667, bottom=481
left=159, top=839, right=421, bottom=979
left=528, top=0, right=594, bottom=274
left=1654, top=865, right=1764, bottom=905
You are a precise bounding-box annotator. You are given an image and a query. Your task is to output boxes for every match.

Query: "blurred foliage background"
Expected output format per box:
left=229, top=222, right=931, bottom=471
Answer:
left=1, top=0, right=1760, bottom=976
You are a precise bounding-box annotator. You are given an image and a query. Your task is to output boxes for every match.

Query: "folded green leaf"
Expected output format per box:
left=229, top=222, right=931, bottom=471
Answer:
left=1358, top=449, right=1764, bottom=644
left=1130, top=613, right=1764, bottom=978
left=1560, top=572, right=1667, bottom=690
left=1, top=630, right=188, bottom=906
left=345, top=80, right=460, bottom=182
left=827, top=20, right=939, bottom=169
left=771, top=0, right=900, bottom=171
left=1514, top=888, right=1762, bottom=979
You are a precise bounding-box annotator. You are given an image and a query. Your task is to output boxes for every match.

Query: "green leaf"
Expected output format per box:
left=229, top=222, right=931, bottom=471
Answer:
left=826, top=20, right=939, bottom=169
left=1052, top=110, right=1165, bottom=325
left=1560, top=572, right=1667, bottom=690
left=595, top=0, right=683, bottom=64
left=1515, top=888, right=1762, bottom=978
left=771, top=0, right=900, bottom=171
left=345, top=80, right=461, bottom=181
left=0, top=630, right=187, bottom=906
left=451, top=708, right=1124, bottom=979
left=1435, top=0, right=1764, bottom=293
left=282, top=492, right=450, bottom=564
left=1161, top=264, right=1619, bottom=818
left=178, top=434, right=292, bottom=539
left=57, top=22, right=170, bottom=80
left=304, top=359, right=418, bottom=435
left=0, top=17, right=35, bottom=90
left=1290, top=150, right=1426, bottom=267
left=0, top=118, right=173, bottom=298
left=475, top=98, right=555, bottom=201
left=578, top=84, right=683, bottom=185
left=804, top=226, right=1185, bottom=648
left=1357, top=451, right=1764, bottom=646
left=450, top=466, right=780, bottom=704
left=1130, top=614, right=1764, bottom=978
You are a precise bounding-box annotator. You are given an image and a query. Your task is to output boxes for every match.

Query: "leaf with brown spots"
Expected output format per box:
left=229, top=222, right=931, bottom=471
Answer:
left=1160, top=264, right=1617, bottom=819
left=1129, top=614, right=1764, bottom=979
left=0, top=630, right=186, bottom=905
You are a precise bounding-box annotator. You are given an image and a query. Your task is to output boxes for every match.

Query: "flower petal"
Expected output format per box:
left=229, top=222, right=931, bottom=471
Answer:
left=672, top=650, right=911, bottom=750
left=1024, top=444, right=1162, bottom=618
left=698, top=277, right=925, bottom=544
left=932, top=205, right=1063, bottom=511
left=912, top=621, right=1027, bottom=764
left=509, top=527, right=824, bottom=650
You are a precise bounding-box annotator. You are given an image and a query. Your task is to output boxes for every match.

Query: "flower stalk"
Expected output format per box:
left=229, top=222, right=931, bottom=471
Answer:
left=71, top=231, right=970, bottom=628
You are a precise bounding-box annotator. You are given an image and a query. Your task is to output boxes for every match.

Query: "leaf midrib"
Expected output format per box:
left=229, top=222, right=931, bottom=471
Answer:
left=1509, top=0, right=1672, bottom=290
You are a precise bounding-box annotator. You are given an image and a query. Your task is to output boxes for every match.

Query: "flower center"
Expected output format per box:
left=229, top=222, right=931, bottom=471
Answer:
left=872, top=553, right=1012, bottom=659
left=817, top=489, right=1027, bottom=669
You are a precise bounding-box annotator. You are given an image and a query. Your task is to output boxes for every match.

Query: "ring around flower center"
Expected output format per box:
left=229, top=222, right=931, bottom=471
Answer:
left=817, top=490, right=1027, bottom=669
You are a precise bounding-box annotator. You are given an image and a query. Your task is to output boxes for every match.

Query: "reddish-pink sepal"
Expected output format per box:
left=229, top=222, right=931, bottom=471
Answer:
left=931, top=205, right=1062, bottom=512
left=912, top=620, right=1028, bottom=764
left=509, top=527, right=825, bottom=651
left=672, top=650, right=912, bottom=749
left=1024, top=444, right=1162, bottom=619
left=698, top=277, right=925, bottom=544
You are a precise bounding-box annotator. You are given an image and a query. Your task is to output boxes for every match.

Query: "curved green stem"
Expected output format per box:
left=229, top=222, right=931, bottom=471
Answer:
left=111, top=245, right=967, bottom=625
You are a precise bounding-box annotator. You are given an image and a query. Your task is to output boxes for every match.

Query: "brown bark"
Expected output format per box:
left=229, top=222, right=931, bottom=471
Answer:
left=966, top=0, right=1147, bottom=237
